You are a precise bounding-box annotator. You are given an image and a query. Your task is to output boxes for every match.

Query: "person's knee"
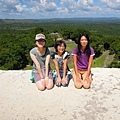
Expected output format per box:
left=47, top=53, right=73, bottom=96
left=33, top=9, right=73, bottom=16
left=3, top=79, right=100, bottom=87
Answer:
left=37, top=86, right=46, bottom=91
left=46, top=82, right=53, bottom=90
left=46, top=85, right=53, bottom=90
left=83, top=83, right=90, bottom=89
left=74, top=82, right=82, bottom=89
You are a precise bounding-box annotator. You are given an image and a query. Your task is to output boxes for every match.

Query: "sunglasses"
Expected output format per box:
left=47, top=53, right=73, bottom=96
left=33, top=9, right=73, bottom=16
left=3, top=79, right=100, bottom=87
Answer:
left=37, top=39, right=46, bottom=42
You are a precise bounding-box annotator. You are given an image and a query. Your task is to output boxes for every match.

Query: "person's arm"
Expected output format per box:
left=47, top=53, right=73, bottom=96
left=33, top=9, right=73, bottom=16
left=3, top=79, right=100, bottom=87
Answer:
left=52, top=59, right=62, bottom=86
left=87, top=55, right=94, bottom=76
left=88, top=56, right=94, bottom=74
left=85, top=55, right=94, bottom=83
left=45, top=54, right=50, bottom=77
left=61, top=58, right=68, bottom=83
left=30, top=53, right=44, bottom=78
left=73, top=55, right=79, bottom=76
left=86, top=47, right=95, bottom=77
left=63, top=58, right=68, bottom=78
left=73, top=55, right=82, bottom=82
left=62, top=51, right=70, bottom=79
left=53, top=59, right=61, bottom=80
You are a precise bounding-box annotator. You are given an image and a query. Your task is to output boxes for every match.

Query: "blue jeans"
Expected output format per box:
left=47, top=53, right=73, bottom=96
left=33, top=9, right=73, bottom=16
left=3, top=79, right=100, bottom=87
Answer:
left=52, top=70, right=72, bottom=87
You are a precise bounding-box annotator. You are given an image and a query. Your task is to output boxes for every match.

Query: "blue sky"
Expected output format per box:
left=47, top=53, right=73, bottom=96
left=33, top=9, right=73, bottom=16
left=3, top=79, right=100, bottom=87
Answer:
left=0, top=0, right=120, bottom=19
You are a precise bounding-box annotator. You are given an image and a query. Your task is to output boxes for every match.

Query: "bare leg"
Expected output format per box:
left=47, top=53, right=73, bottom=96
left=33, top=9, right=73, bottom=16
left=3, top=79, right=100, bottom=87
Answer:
left=72, top=70, right=83, bottom=89
left=36, top=79, right=46, bottom=91
left=82, top=71, right=92, bottom=89
left=46, top=79, right=53, bottom=90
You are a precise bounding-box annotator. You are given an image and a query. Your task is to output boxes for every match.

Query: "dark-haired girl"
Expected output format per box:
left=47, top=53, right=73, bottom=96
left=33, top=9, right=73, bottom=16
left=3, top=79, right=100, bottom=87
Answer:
left=71, top=33, right=95, bottom=89
left=51, top=40, right=72, bottom=87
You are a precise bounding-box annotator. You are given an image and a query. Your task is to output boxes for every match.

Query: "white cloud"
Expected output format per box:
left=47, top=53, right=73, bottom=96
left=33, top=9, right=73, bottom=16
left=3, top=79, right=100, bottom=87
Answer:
left=77, top=0, right=94, bottom=6
left=1, top=0, right=19, bottom=4
left=0, top=0, right=19, bottom=12
left=0, top=0, right=120, bottom=19
left=45, top=2, right=57, bottom=11
left=15, top=4, right=27, bottom=12
left=100, top=0, right=120, bottom=10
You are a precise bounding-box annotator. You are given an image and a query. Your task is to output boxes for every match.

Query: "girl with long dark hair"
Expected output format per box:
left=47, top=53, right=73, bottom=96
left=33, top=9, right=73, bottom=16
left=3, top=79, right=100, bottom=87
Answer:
left=72, top=33, right=95, bottom=89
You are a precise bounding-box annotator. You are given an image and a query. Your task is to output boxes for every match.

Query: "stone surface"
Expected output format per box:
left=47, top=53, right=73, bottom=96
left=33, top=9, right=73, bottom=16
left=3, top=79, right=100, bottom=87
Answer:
left=0, top=68, right=120, bottom=120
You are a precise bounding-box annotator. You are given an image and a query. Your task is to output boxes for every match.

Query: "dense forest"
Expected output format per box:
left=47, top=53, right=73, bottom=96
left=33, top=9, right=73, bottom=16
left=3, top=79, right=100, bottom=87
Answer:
left=0, top=18, right=120, bottom=70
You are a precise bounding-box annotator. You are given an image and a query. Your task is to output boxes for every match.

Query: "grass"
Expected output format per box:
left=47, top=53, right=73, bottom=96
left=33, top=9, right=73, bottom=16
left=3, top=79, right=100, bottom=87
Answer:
left=23, top=65, right=32, bottom=70
left=92, top=50, right=109, bottom=67
left=66, top=43, right=77, bottom=51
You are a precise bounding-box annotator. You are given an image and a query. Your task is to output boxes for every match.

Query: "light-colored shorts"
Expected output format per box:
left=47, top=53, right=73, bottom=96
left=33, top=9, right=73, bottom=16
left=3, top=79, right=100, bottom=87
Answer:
left=33, top=69, right=53, bottom=83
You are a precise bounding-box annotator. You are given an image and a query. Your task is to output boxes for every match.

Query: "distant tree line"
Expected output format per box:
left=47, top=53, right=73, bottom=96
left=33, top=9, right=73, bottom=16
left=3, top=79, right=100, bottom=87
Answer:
left=0, top=27, right=54, bottom=70
left=0, top=19, right=120, bottom=69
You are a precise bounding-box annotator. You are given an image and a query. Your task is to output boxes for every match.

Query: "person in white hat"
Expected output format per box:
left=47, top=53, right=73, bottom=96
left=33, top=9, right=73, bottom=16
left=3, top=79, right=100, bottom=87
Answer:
left=30, top=33, right=53, bottom=91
